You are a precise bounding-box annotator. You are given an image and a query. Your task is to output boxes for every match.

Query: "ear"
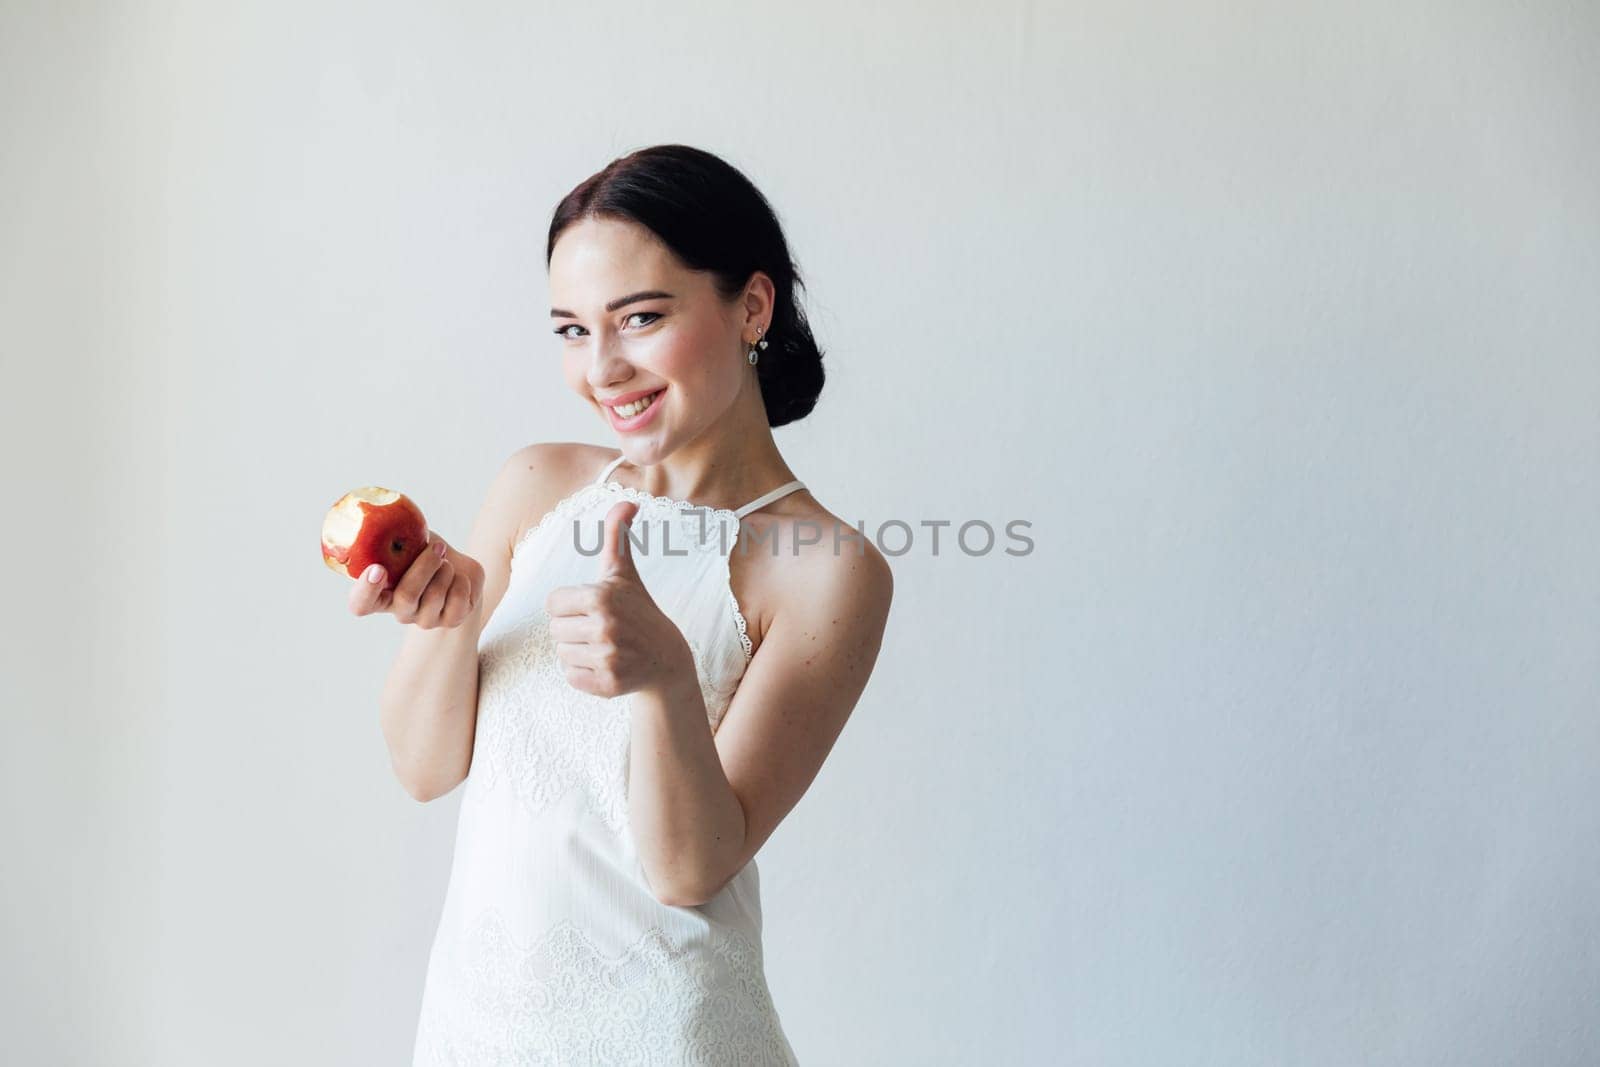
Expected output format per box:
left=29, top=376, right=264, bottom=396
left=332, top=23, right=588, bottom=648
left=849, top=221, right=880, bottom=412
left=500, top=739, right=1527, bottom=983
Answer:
left=599, top=500, right=642, bottom=580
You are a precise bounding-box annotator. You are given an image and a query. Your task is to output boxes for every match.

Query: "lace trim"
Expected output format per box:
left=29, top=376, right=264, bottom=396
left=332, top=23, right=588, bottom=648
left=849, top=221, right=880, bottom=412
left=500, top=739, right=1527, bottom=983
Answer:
left=727, top=589, right=754, bottom=661
left=592, top=478, right=744, bottom=523
left=725, top=518, right=755, bottom=662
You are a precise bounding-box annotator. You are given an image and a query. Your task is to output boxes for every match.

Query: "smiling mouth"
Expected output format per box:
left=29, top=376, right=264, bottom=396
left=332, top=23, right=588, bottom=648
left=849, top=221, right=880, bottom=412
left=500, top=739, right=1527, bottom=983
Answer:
left=609, top=389, right=664, bottom=420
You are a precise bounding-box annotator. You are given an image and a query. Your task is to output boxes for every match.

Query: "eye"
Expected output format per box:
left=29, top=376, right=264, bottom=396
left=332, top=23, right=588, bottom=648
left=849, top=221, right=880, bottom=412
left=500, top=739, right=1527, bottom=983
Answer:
left=552, top=311, right=661, bottom=342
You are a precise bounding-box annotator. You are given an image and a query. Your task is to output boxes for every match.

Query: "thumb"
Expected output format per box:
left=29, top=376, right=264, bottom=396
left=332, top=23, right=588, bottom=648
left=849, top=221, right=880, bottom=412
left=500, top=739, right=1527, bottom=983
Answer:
left=599, top=500, right=641, bottom=579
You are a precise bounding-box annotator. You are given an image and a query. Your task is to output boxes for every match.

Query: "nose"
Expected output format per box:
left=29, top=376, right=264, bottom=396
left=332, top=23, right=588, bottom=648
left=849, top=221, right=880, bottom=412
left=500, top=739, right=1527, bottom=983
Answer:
left=585, top=339, right=633, bottom=393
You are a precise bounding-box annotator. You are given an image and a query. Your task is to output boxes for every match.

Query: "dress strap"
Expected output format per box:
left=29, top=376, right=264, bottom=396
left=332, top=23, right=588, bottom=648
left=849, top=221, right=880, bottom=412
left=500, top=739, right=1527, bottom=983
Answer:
left=733, top=480, right=806, bottom=519
left=593, top=453, right=628, bottom=485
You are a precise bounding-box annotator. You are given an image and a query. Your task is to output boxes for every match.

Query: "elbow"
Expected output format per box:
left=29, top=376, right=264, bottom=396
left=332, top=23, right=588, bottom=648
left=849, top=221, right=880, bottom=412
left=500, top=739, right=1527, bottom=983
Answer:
left=643, top=829, right=746, bottom=907
left=652, top=870, right=729, bottom=909
left=404, top=771, right=464, bottom=804
left=390, top=749, right=468, bottom=804
left=650, top=876, right=704, bottom=908
left=655, top=887, right=711, bottom=909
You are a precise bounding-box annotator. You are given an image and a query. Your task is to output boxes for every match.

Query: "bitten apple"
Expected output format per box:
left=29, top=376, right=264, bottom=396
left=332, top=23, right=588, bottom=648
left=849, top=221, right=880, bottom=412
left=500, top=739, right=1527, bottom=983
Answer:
left=321, top=487, right=429, bottom=591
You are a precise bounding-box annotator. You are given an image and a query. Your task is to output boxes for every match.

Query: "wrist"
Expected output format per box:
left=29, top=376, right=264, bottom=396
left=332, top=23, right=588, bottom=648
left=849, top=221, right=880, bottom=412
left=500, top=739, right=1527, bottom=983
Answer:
left=645, top=638, right=700, bottom=705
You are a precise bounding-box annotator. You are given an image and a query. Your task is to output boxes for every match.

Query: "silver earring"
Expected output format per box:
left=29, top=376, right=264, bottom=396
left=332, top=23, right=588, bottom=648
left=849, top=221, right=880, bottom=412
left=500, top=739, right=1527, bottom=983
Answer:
left=747, top=326, right=768, bottom=367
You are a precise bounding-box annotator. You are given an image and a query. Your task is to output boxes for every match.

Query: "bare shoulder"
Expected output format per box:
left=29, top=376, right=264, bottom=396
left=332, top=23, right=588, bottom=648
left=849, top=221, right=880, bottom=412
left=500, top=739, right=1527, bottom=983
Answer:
left=786, top=497, right=895, bottom=615
left=503, top=441, right=617, bottom=547
left=735, top=492, right=894, bottom=659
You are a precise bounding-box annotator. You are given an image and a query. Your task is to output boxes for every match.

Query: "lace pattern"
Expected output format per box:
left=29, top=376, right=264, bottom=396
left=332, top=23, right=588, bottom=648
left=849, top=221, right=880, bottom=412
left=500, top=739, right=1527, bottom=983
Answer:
left=471, top=618, right=744, bottom=830
left=471, top=612, right=633, bottom=833
left=472, top=625, right=746, bottom=835
left=414, top=908, right=798, bottom=1066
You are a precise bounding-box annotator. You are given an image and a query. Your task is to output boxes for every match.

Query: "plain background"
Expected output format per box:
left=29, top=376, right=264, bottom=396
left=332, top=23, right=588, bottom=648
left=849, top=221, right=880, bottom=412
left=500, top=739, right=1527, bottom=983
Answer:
left=4, top=1, right=1597, bottom=1064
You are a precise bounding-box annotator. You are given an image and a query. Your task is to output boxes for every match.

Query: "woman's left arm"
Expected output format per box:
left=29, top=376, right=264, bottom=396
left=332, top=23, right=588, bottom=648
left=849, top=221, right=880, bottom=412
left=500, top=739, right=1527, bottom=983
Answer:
left=628, top=531, right=894, bottom=907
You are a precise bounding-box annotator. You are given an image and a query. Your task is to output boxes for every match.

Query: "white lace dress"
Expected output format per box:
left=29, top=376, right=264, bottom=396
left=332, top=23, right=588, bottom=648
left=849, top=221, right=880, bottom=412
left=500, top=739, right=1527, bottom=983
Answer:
left=411, top=452, right=805, bottom=1065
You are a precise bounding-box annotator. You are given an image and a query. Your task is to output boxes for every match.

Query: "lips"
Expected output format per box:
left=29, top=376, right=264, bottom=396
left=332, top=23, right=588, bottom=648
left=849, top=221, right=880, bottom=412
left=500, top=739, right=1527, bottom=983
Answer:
left=608, top=389, right=663, bottom=420
left=604, top=387, right=666, bottom=432
left=599, top=386, right=662, bottom=407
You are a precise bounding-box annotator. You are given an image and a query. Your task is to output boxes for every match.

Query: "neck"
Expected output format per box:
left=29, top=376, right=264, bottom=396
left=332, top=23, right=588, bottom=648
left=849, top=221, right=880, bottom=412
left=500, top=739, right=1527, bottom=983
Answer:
left=625, top=377, right=793, bottom=510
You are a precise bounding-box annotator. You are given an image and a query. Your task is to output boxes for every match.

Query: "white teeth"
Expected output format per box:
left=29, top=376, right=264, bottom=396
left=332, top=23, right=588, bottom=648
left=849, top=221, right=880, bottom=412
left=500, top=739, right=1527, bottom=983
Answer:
left=613, top=391, right=661, bottom=419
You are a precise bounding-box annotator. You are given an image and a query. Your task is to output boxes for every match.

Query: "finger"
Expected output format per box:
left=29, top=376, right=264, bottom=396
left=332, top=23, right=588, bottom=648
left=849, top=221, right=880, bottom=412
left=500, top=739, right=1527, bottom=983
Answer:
left=392, top=540, right=448, bottom=621
left=442, top=569, right=476, bottom=626
left=548, top=614, right=601, bottom=644
left=555, top=640, right=603, bottom=670
left=599, top=501, right=640, bottom=579
left=546, top=583, right=600, bottom=618
left=348, top=564, right=392, bottom=616
left=451, top=552, right=484, bottom=612
left=412, top=560, right=456, bottom=628
left=561, top=663, right=600, bottom=694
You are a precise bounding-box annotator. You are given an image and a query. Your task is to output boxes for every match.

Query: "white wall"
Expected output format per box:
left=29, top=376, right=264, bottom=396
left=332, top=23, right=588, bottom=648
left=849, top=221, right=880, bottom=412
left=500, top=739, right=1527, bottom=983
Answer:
left=3, top=1, right=1596, bottom=1063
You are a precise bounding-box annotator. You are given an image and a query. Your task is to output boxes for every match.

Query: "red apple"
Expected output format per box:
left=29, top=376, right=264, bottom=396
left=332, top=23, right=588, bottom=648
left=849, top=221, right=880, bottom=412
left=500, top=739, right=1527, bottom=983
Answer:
left=321, top=487, right=429, bottom=591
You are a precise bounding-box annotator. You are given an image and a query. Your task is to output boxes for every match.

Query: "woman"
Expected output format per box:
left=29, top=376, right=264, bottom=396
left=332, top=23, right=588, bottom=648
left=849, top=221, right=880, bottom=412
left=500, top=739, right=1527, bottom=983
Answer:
left=356, top=144, right=894, bottom=1064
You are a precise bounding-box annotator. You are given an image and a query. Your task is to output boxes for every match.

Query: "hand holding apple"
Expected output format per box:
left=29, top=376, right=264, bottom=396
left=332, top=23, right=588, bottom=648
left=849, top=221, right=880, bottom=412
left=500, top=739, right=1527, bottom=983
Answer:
left=348, top=529, right=484, bottom=627
left=544, top=500, right=694, bottom=698
left=322, top=486, right=484, bottom=628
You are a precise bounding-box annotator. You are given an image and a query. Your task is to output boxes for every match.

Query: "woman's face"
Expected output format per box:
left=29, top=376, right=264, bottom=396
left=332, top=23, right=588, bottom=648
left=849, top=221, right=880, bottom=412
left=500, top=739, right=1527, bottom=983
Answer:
left=549, top=216, right=751, bottom=464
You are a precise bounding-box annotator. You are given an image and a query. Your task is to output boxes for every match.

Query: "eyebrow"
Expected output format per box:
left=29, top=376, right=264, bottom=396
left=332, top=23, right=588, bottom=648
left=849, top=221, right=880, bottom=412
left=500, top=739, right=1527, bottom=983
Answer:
left=550, top=290, right=675, bottom=319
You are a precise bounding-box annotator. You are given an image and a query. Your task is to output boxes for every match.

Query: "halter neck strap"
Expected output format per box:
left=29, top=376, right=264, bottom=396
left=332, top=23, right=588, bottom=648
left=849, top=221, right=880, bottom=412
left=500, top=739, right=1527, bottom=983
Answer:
left=592, top=454, right=805, bottom=517
left=733, top=480, right=807, bottom=519
left=593, top=453, right=628, bottom=485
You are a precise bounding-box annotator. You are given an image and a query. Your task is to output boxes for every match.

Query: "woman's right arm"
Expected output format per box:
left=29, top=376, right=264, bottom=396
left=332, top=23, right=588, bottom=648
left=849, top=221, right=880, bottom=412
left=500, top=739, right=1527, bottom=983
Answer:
left=372, top=444, right=552, bottom=802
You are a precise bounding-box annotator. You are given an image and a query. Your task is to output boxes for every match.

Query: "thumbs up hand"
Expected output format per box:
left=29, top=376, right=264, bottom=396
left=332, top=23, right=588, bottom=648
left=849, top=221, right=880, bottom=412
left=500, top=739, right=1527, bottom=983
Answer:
left=545, top=501, right=695, bottom=699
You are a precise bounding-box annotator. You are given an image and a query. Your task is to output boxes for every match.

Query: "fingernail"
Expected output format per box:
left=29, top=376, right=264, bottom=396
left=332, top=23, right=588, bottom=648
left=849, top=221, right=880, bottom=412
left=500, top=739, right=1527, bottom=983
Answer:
left=435, top=540, right=448, bottom=557
left=366, top=565, right=383, bottom=583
